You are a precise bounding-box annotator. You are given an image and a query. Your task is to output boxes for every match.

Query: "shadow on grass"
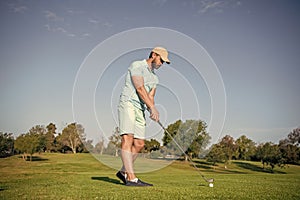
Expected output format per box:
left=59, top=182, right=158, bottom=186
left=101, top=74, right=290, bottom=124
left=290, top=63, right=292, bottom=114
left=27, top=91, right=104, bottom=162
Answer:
left=176, top=159, right=214, bottom=170
left=235, top=161, right=264, bottom=172
left=193, top=160, right=247, bottom=174
left=17, top=156, right=49, bottom=162
left=91, top=177, right=123, bottom=185
left=189, top=161, right=246, bottom=174
left=0, top=186, right=8, bottom=192
left=191, top=160, right=215, bottom=170
left=198, top=183, right=209, bottom=187
left=235, top=161, right=286, bottom=174
left=193, top=160, right=214, bottom=170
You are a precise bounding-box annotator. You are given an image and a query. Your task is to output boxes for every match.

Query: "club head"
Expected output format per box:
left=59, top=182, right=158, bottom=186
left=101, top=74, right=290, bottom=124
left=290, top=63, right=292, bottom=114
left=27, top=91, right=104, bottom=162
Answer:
left=207, top=178, right=214, bottom=183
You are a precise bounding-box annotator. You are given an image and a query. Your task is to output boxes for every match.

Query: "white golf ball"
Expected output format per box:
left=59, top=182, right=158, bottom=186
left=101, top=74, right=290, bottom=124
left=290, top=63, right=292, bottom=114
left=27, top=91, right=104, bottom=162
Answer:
left=209, top=183, right=214, bottom=187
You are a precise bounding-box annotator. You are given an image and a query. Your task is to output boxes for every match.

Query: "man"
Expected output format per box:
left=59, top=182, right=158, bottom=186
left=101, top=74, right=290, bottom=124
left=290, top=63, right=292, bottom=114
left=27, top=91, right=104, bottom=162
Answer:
left=116, top=47, right=170, bottom=186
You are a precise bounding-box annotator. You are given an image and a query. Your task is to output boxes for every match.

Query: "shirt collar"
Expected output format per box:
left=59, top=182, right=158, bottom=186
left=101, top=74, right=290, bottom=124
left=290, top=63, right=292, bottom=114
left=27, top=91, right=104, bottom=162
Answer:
left=143, top=59, right=155, bottom=73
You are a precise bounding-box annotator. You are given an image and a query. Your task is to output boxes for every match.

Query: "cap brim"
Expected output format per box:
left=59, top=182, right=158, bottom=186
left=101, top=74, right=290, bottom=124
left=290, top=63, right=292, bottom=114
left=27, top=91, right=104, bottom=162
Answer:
left=162, top=58, right=170, bottom=64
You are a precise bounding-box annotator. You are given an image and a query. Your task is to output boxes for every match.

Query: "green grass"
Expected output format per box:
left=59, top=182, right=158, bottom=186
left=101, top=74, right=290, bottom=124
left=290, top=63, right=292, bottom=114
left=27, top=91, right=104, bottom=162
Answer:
left=1, top=153, right=300, bottom=200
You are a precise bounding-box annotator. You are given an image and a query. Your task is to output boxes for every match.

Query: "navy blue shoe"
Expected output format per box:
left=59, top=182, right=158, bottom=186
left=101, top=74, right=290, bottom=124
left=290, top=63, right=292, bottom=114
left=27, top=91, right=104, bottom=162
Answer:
left=137, top=179, right=153, bottom=186
left=116, top=171, right=127, bottom=184
left=125, top=179, right=153, bottom=187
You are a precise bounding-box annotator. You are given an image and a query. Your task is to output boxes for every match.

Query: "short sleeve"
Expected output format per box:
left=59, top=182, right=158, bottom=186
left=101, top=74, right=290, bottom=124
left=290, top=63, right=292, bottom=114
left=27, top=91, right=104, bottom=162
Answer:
left=129, top=62, right=144, bottom=77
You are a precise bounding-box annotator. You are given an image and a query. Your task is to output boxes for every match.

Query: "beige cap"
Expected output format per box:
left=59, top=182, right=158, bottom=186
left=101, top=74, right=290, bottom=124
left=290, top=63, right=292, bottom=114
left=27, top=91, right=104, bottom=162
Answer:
left=152, top=47, right=170, bottom=64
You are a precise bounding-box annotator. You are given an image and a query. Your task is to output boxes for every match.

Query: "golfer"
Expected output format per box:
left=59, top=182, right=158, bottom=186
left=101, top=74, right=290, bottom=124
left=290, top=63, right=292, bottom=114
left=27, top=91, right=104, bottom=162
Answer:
left=116, top=47, right=170, bottom=186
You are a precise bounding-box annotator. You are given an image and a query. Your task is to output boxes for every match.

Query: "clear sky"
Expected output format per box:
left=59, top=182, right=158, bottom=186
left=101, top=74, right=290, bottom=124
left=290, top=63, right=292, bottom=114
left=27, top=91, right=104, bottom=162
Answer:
left=0, top=0, right=299, bottom=145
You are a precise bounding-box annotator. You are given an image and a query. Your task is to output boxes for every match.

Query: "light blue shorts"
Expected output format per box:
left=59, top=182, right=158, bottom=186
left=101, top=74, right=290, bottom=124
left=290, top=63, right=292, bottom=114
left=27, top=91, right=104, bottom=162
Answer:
left=118, top=101, right=146, bottom=139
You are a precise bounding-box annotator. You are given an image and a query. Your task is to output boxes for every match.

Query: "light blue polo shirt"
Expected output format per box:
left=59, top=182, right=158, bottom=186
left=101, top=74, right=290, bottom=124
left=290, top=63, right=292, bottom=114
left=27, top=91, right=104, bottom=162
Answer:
left=119, top=59, right=159, bottom=110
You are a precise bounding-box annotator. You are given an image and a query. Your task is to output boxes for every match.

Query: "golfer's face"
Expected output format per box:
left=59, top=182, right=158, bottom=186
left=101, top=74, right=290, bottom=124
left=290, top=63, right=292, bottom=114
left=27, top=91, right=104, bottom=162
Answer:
left=153, top=55, right=164, bottom=69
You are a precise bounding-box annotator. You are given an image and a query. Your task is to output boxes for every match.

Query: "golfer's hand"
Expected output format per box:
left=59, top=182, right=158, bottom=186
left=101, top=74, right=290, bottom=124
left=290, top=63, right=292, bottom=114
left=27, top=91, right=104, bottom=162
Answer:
left=150, top=106, right=159, bottom=122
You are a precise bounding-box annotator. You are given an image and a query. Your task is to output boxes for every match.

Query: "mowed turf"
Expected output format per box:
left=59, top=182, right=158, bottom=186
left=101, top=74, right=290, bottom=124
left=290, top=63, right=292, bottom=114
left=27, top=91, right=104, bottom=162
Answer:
left=0, top=153, right=300, bottom=200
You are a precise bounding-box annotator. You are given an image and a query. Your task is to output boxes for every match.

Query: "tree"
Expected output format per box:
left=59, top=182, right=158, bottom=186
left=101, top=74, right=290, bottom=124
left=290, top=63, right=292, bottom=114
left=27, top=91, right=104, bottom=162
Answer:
left=57, top=123, right=85, bottom=154
left=108, top=127, right=121, bottom=156
left=44, top=123, right=57, bottom=152
left=0, top=132, right=14, bottom=157
left=279, top=139, right=299, bottom=164
left=235, top=135, right=256, bottom=160
left=94, top=137, right=105, bottom=155
left=256, top=142, right=285, bottom=172
left=28, top=125, right=47, bottom=153
left=162, top=119, right=210, bottom=161
left=162, top=120, right=182, bottom=146
left=141, top=139, right=160, bottom=154
left=189, top=125, right=211, bottom=158
left=14, top=126, right=43, bottom=161
left=206, top=143, right=226, bottom=165
left=278, top=127, right=300, bottom=165
left=219, top=135, right=238, bottom=164
left=104, top=141, right=117, bottom=156
left=14, top=134, right=27, bottom=160
left=205, top=135, right=238, bottom=167
left=287, top=127, right=300, bottom=146
left=79, top=139, right=94, bottom=153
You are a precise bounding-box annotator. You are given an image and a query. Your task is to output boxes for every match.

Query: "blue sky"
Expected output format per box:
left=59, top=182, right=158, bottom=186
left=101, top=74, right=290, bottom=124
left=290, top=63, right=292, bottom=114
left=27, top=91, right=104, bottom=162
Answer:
left=0, top=0, right=299, bottom=145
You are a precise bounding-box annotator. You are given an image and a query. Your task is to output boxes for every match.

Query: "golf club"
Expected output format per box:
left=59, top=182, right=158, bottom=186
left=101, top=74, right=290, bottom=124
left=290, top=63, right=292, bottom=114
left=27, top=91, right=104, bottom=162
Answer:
left=157, top=120, right=214, bottom=184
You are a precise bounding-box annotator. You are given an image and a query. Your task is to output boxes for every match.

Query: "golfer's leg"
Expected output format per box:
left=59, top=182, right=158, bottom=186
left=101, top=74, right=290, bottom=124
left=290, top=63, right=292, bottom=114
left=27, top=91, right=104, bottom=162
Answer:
left=130, top=108, right=146, bottom=161
left=121, top=139, right=144, bottom=171
left=131, top=138, right=145, bottom=160
left=121, top=134, right=136, bottom=180
left=120, top=138, right=144, bottom=173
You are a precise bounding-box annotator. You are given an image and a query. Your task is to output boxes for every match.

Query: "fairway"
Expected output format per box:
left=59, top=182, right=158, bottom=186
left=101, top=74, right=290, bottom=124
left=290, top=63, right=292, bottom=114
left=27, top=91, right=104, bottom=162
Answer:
left=0, top=153, right=300, bottom=200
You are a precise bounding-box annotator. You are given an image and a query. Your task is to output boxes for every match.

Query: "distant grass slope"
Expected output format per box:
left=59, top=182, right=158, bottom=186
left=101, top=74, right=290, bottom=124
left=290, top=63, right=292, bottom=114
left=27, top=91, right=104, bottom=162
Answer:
left=0, top=153, right=300, bottom=200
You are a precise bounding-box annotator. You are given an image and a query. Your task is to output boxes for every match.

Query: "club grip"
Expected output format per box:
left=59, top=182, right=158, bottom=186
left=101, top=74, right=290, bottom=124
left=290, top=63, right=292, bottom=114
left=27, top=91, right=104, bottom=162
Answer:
left=157, top=121, right=165, bottom=130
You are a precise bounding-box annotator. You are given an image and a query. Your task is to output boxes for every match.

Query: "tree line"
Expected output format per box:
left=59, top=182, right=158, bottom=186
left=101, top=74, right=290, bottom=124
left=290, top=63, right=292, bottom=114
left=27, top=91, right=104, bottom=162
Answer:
left=0, top=122, right=160, bottom=161
left=1, top=123, right=91, bottom=161
left=1, top=120, right=299, bottom=171
left=156, top=120, right=300, bottom=171
left=206, top=131, right=300, bottom=171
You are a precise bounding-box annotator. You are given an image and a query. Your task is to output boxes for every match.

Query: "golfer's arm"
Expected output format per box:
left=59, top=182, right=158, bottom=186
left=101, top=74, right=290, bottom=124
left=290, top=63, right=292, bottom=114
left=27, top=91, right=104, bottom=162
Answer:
left=132, top=76, right=155, bottom=109
left=148, top=88, right=156, bottom=106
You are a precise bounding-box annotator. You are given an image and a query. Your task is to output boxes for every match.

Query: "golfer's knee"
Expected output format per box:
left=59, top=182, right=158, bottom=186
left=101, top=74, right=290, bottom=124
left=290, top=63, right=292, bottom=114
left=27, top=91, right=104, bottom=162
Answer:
left=121, top=134, right=134, bottom=150
left=134, top=140, right=145, bottom=151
